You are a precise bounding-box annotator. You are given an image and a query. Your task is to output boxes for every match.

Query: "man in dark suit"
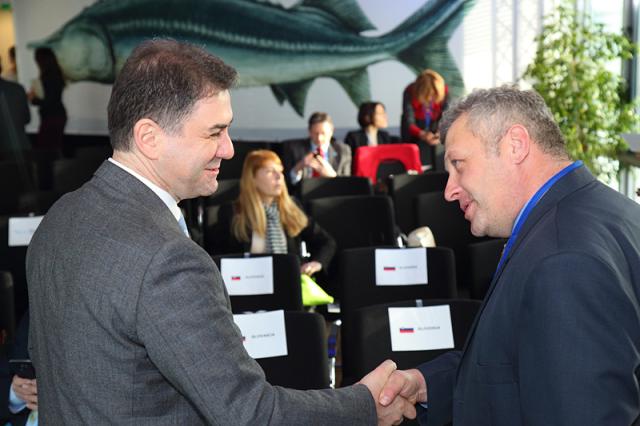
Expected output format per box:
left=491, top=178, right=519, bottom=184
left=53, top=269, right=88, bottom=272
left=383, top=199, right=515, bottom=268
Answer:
left=378, top=86, right=640, bottom=424
left=26, top=40, right=414, bottom=424
left=0, top=57, right=31, bottom=155
left=283, top=112, right=351, bottom=186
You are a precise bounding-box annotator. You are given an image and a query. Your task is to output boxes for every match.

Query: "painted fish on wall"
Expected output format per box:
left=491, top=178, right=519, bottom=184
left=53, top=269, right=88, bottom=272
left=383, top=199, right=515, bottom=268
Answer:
left=29, top=0, right=476, bottom=116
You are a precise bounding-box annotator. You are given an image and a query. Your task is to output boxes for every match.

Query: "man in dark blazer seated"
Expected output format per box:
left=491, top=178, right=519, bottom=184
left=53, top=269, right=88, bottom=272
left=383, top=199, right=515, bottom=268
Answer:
left=282, top=112, right=351, bottom=186
left=377, top=86, right=640, bottom=424
left=26, top=40, right=415, bottom=425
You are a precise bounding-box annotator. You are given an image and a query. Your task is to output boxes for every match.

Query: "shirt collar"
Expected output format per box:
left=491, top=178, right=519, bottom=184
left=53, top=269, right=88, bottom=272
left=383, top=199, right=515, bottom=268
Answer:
left=108, top=158, right=182, bottom=222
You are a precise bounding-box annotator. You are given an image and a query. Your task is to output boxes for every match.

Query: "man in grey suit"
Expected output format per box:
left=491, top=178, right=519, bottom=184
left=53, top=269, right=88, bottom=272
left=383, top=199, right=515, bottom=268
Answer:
left=379, top=86, right=640, bottom=424
left=26, top=39, right=414, bottom=424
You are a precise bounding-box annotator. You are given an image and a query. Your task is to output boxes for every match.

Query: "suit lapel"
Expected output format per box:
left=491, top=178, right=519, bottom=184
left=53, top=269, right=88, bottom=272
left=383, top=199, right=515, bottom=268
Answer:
left=455, top=166, right=595, bottom=380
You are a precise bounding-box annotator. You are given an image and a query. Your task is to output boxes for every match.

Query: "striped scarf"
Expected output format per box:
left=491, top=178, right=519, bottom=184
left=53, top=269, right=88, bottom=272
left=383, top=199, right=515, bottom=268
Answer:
left=264, top=202, right=287, bottom=254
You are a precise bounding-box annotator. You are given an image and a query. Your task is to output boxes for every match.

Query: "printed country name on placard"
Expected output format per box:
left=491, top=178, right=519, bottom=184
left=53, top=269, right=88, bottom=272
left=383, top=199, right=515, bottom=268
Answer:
left=230, top=274, right=266, bottom=281
left=242, top=332, right=276, bottom=342
left=399, top=326, right=442, bottom=333
left=383, top=265, right=419, bottom=271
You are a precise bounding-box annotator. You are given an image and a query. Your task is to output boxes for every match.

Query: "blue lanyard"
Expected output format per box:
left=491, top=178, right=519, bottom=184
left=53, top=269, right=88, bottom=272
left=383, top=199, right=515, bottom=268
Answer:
left=495, top=161, right=583, bottom=274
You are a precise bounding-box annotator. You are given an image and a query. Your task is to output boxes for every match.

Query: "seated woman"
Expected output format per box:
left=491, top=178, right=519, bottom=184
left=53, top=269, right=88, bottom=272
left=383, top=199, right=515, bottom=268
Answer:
left=213, top=149, right=336, bottom=277
left=344, top=101, right=394, bottom=153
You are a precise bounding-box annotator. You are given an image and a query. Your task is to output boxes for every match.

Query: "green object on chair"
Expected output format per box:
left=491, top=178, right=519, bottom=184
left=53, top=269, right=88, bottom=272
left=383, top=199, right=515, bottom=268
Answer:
left=301, top=274, right=334, bottom=306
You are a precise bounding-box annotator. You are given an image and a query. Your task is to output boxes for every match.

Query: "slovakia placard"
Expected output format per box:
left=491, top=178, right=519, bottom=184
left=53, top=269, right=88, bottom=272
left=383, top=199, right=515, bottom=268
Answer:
left=388, top=305, right=454, bottom=352
left=233, top=310, right=288, bottom=359
left=375, top=248, right=428, bottom=286
left=221, top=256, right=274, bottom=296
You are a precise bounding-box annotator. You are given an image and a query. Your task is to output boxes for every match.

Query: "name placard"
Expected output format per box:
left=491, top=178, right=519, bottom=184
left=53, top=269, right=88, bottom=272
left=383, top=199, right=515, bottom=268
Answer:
left=221, top=257, right=274, bottom=296
left=375, top=248, right=427, bottom=286
left=388, top=305, right=454, bottom=352
left=233, top=310, right=288, bottom=359
left=8, top=216, right=44, bottom=247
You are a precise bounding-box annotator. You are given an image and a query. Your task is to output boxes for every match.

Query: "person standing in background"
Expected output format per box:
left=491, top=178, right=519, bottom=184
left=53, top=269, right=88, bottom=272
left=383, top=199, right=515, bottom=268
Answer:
left=28, top=47, right=66, bottom=154
left=0, top=56, right=31, bottom=156
left=401, top=69, right=448, bottom=170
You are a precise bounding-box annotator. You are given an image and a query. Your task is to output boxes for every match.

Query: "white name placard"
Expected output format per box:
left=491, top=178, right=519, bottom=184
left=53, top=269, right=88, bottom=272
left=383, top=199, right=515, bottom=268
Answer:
left=221, top=257, right=274, bottom=296
left=388, top=305, right=454, bottom=352
left=8, top=216, right=44, bottom=247
left=233, top=310, right=288, bottom=359
left=375, top=248, right=428, bottom=286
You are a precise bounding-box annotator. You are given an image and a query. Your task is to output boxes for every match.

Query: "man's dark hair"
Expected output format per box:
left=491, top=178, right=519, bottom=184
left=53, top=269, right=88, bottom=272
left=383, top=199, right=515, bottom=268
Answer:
left=108, top=39, right=237, bottom=151
left=440, top=85, right=568, bottom=159
left=307, top=112, right=333, bottom=130
left=357, top=102, right=383, bottom=129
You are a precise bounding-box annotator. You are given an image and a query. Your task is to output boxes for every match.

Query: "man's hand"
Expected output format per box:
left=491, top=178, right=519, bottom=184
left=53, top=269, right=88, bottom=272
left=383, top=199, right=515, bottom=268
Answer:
left=419, top=130, right=440, bottom=146
left=12, top=375, right=38, bottom=411
left=359, top=360, right=416, bottom=425
left=309, top=154, right=337, bottom=177
left=379, top=368, right=427, bottom=407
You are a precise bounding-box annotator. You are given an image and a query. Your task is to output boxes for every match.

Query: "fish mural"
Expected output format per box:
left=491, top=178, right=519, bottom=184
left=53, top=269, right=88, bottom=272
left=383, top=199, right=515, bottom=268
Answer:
left=29, top=0, right=476, bottom=116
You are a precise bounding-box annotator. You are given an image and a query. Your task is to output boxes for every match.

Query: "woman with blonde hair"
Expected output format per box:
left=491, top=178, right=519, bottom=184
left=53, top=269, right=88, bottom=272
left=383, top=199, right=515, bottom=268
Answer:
left=400, top=69, right=448, bottom=169
left=212, top=149, right=336, bottom=276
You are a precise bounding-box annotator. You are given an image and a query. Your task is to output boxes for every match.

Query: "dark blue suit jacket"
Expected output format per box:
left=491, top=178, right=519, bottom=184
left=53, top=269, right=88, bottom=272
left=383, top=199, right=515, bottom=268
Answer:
left=418, top=166, right=640, bottom=425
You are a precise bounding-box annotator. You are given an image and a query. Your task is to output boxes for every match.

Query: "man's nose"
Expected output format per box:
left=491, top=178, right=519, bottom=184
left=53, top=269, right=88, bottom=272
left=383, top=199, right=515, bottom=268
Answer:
left=444, top=175, right=460, bottom=202
left=218, top=133, right=234, bottom=160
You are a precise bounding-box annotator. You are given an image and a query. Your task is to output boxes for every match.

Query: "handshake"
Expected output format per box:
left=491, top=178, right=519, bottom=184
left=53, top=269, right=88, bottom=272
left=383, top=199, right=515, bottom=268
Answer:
left=358, top=360, right=427, bottom=425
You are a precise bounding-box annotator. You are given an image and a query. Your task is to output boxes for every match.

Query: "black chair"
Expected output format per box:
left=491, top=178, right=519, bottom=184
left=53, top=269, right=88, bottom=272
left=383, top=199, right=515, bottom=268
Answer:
left=0, top=271, right=15, bottom=352
left=467, top=238, right=506, bottom=300
left=387, top=171, right=449, bottom=234
left=305, top=195, right=397, bottom=251
left=298, top=176, right=372, bottom=202
left=256, top=311, right=330, bottom=389
left=16, top=190, right=64, bottom=215
left=218, top=140, right=272, bottom=181
left=211, top=253, right=303, bottom=313
left=339, top=246, right=457, bottom=383
left=51, top=158, right=102, bottom=193
left=415, top=191, right=488, bottom=295
left=0, top=160, right=37, bottom=214
left=200, top=179, right=240, bottom=249
left=348, top=298, right=481, bottom=379
left=0, top=216, right=31, bottom=326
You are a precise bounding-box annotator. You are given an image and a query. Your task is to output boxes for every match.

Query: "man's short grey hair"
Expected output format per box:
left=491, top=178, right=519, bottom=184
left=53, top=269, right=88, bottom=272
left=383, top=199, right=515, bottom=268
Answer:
left=440, top=85, right=569, bottom=159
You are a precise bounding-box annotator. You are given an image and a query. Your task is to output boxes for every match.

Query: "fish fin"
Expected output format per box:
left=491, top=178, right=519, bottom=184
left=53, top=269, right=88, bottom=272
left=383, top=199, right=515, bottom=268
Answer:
left=292, top=0, right=376, bottom=33
left=271, top=80, right=314, bottom=116
left=330, top=67, right=370, bottom=108
left=389, top=0, right=476, bottom=98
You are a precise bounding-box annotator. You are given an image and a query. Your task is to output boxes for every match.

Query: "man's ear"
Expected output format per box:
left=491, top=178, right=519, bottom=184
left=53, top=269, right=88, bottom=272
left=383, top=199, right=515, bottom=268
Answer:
left=132, top=118, right=164, bottom=160
left=505, top=124, right=530, bottom=164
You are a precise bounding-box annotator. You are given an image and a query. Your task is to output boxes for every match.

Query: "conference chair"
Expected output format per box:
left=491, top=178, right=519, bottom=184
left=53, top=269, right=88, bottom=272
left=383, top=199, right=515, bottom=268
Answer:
left=298, top=176, right=373, bottom=203
left=0, top=271, right=15, bottom=353
left=387, top=171, right=449, bottom=234
left=339, top=246, right=457, bottom=384
left=352, top=144, right=422, bottom=184
left=256, top=311, right=330, bottom=389
left=415, top=191, right=489, bottom=295
left=211, top=253, right=303, bottom=313
left=0, top=160, right=37, bottom=214
left=305, top=195, right=397, bottom=251
left=348, top=298, right=481, bottom=379
left=0, top=216, right=30, bottom=326
left=200, top=179, right=240, bottom=251
left=51, top=157, right=102, bottom=193
left=217, top=140, right=273, bottom=181
left=467, top=238, right=506, bottom=300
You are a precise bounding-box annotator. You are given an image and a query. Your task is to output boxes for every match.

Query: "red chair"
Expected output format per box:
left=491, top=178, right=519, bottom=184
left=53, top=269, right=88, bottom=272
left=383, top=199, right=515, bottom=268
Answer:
left=353, top=144, right=422, bottom=184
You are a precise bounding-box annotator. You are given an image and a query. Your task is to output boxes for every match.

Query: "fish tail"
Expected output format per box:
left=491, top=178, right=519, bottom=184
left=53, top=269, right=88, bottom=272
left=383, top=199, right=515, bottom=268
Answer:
left=387, top=0, right=476, bottom=97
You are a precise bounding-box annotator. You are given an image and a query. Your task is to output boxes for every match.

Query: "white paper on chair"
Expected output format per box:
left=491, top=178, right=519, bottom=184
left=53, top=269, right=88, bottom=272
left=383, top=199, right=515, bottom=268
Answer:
left=375, top=248, right=427, bottom=286
left=388, top=305, right=454, bottom=352
left=233, top=310, right=288, bottom=359
left=221, top=257, right=274, bottom=296
left=8, top=216, right=44, bottom=247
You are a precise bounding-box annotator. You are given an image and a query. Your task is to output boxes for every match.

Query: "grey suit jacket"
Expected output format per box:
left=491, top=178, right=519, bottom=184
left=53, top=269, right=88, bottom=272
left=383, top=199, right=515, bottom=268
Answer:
left=27, top=161, right=375, bottom=425
left=417, top=165, right=640, bottom=425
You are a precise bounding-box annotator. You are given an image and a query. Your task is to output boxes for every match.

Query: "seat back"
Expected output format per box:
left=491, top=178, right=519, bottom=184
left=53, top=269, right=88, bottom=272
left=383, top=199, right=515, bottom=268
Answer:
left=305, top=195, right=396, bottom=251
left=353, top=144, right=422, bottom=184
left=0, top=216, right=30, bottom=325
left=299, top=176, right=372, bottom=202
left=200, top=180, right=240, bottom=250
left=348, top=299, right=481, bottom=380
left=217, top=141, right=273, bottom=180
left=256, top=311, right=330, bottom=389
left=0, top=271, right=15, bottom=349
left=212, top=253, right=303, bottom=313
left=467, top=238, right=506, bottom=300
left=387, top=171, right=449, bottom=234
left=339, top=246, right=457, bottom=381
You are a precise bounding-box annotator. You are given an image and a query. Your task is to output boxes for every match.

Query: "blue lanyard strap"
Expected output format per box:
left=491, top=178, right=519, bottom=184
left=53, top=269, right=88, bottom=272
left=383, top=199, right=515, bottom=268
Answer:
left=495, top=161, right=583, bottom=274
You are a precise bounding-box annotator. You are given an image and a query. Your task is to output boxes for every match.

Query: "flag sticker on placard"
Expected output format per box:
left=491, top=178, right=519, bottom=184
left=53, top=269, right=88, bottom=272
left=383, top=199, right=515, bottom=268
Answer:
left=388, top=305, right=454, bottom=352
left=221, top=257, right=274, bottom=295
left=375, top=248, right=427, bottom=286
left=8, top=216, right=44, bottom=247
left=233, top=310, right=287, bottom=359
